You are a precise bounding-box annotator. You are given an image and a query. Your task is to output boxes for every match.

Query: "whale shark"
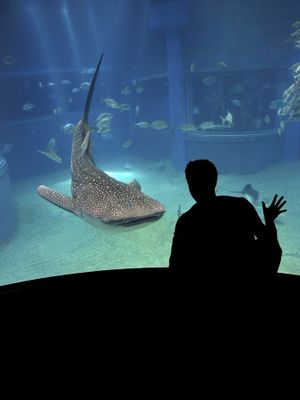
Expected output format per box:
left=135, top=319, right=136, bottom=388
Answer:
left=37, top=53, right=165, bottom=227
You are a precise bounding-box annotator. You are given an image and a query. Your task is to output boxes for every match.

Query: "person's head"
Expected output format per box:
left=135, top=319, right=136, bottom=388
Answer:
left=185, top=159, right=218, bottom=202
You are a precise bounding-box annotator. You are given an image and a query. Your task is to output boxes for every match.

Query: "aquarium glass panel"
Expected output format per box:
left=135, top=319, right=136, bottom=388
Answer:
left=1, top=0, right=300, bottom=286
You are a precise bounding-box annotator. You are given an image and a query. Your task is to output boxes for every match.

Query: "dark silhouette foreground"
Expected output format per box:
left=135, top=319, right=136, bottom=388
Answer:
left=169, top=160, right=287, bottom=282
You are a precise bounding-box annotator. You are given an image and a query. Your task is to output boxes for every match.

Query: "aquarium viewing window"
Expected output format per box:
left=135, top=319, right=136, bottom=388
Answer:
left=1, top=0, right=300, bottom=291
left=187, top=67, right=288, bottom=131
left=182, top=67, right=287, bottom=174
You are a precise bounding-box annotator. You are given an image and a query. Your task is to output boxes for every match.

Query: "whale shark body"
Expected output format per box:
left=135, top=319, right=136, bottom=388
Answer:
left=37, top=53, right=165, bottom=227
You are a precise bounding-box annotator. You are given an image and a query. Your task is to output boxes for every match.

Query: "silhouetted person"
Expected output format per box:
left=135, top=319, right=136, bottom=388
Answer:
left=169, top=159, right=287, bottom=282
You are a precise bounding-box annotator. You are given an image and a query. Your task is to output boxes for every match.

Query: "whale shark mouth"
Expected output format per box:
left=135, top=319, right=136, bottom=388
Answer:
left=107, top=212, right=165, bottom=227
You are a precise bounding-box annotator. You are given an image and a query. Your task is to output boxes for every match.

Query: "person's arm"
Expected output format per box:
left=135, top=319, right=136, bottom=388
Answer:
left=262, top=194, right=287, bottom=239
left=260, top=194, right=287, bottom=273
left=244, top=195, right=287, bottom=240
left=169, top=217, right=186, bottom=270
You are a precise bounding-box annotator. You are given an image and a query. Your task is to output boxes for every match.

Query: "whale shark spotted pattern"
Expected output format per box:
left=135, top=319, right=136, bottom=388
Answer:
left=37, top=53, right=165, bottom=226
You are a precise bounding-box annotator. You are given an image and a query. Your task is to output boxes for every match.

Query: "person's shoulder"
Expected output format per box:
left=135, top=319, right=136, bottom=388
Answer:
left=176, top=204, right=197, bottom=223
left=218, top=195, right=251, bottom=205
left=217, top=195, right=254, bottom=211
left=218, top=195, right=243, bottom=201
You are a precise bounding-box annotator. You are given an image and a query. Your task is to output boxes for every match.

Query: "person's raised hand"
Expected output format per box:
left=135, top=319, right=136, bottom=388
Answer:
left=262, top=194, right=287, bottom=225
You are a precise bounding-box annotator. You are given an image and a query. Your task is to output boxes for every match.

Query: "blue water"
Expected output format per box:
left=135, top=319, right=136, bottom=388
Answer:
left=1, top=0, right=300, bottom=285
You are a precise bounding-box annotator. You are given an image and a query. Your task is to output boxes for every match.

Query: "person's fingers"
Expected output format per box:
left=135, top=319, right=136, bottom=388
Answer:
left=263, top=195, right=287, bottom=219
left=278, top=208, right=287, bottom=214
left=272, top=194, right=278, bottom=205
left=276, top=196, right=285, bottom=206
left=278, top=200, right=287, bottom=209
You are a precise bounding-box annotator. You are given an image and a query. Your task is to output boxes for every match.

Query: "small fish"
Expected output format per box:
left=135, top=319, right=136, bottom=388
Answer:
left=104, top=97, right=120, bottom=109
left=179, top=123, right=198, bottom=132
left=202, top=76, right=216, bottom=85
left=135, top=105, right=140, bottom=116
left=135, top=121, right=150, bottom=128
left=37, top=150, right=63, bottom=164
left=38, top=82, right=43, bottom=88
left=23, top=103, right=35, bottom=111
left=220, top=111, right=233, bottom=127
left=97, top=125, right=111, bottom=135
left=136, top=86, right=144, bottom=93
left=80, top=81, right=91, bottom=90
left=2, top=55, right=16, bottom=65
left=47, top=82, right=55, bottom=87
left=151, top=120, right=168, bottom=130
left=122, top=140, right=132, bottom=148
left=292, top=20, right=300, bottom=28
left=61, top=79, right=71, bottom=85
left=1, top=143, right=13, bottom=155
left=71, top=88, right=80, bottom=93
left=230, top=184, right=259, bottom=203
left=280, top=121, right=285, bottom=130
left=118, top=103, right=131, bottom=111
left=123, top=163, right=133, bottom=171
left=218, top=61, right=227, bottom=68
left=264, top=114, right=271, bottom=124
left=198, top=121, right=224, bottom=131
left=63, top=123, right=75, bottom=134
left=102, top=133, right=114, bottom=141
left=53, top=107, right=61, bottom=115
left=231, top=99, right=242, bottom=106
left=190, top=62, right=196, bottom=72
left=96, top=113, right=113, bottom=124
left=121, top=85, right=131, bottom=95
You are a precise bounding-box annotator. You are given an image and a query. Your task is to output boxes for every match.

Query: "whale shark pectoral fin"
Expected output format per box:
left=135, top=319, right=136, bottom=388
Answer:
left=37, top=185, right=81, bottom=216
left=128, top=178, right=141, bottom=191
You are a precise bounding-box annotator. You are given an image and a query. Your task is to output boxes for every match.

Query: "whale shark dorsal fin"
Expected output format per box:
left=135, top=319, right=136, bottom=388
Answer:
left=82, top=52, right=103, bottom=123
left=129, top=179, right=141, bottom=191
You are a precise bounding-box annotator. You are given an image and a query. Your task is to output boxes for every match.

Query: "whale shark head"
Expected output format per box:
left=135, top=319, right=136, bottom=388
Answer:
left=79, top=179, right=166, bottom=228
